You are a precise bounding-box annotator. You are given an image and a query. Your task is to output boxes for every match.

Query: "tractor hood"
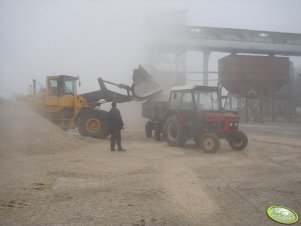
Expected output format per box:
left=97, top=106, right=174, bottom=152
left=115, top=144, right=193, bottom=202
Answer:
left=204, top=111, right=239, bottom=122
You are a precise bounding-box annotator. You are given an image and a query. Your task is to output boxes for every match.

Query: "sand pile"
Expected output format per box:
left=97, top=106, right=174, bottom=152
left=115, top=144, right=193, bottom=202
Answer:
left=0, top=99, right=83, bottom=155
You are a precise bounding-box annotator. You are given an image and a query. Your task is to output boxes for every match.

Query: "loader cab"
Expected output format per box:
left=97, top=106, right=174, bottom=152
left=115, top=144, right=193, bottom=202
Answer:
left=48, top=75, right=77, bottom=97
left=45, top=75, right=78, bottom=107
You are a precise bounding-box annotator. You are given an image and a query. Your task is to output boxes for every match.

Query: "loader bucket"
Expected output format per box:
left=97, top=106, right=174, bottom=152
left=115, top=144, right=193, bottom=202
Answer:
left=132, top=65, right=161, bottom=99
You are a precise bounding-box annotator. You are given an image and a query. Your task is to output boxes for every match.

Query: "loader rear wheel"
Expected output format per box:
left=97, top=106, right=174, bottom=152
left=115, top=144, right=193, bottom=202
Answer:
left=228, top=131, right=248, bottom=151
left=200, top=132, right=220, bottom=153
left=78, top=110, right=109, bottom=138
left=165, top=115, right=185, bottom=147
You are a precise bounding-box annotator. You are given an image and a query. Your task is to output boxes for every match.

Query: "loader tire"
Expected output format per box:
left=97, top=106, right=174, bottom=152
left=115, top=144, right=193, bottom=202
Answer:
left=165, top=115, right=185, bottom=147
left=78, top=110, right=109, bottom=139
left=228, top=131, right=248, bottom=151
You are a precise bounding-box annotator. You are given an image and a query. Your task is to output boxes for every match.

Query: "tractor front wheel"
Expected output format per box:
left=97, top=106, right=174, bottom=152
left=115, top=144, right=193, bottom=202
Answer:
left=200, top=132, right=220, bottom=153
left=228, top=131, right=248, bottom=151
left=78, top=110, right=109, bottom=138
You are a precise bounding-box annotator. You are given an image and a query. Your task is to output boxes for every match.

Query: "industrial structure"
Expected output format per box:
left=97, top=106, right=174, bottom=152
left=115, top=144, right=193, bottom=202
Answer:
left=146, top=11, right=301, bottom=122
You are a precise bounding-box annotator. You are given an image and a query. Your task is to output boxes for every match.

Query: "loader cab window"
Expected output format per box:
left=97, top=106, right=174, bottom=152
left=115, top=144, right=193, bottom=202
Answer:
left=63, top=78, right=77, bottom=96
left=49, top=79, right=58, bottom=96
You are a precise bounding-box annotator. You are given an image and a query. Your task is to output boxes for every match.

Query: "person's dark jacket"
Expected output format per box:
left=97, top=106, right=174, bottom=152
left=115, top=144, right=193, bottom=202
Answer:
left=107, top=107, right=124, bottom=130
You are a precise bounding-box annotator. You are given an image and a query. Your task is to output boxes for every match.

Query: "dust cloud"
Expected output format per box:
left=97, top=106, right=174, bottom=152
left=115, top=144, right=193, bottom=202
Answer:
left=0, top=99, right=83, bottom=156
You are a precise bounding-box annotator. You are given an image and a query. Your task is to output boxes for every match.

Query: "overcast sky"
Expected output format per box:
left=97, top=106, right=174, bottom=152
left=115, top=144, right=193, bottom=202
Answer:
left=1, top=0, right=301, bottom=97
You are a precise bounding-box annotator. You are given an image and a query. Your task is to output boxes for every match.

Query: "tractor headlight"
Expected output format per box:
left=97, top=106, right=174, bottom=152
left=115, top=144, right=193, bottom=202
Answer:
left=229, top=121, right=238, bottom=128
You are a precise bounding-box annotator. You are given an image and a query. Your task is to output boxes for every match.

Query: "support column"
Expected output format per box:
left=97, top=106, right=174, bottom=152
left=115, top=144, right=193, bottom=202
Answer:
left=229, top=93, right=233, bottom=110
left=32, top=79, right=36, bottom=95
left=259, top=84, right=264, bottom=123
left=288, top=83, right=292, bottom=123
left=203, top=50, right=210, bottom=86
left=245, top=96, right=249, bottom=122
left=175, top=52, right=186, bottom=86
left=272, top=96, right=276, bottom=122
left=259, top=94, right=264, bottom=123
left=175, top=52, right=180, bottom=71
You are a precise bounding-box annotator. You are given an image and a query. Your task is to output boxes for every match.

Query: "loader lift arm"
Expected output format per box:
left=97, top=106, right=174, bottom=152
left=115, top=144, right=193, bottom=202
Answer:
left=81, top=65, right=161, bottom=107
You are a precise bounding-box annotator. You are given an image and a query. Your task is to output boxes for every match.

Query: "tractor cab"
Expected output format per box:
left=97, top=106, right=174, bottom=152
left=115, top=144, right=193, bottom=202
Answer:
left=169, top=85, right=220, bottom=112
left=168, top=85, right=239, bottom=133
left=169, top=85, right=220, bottom=132
left=193, top=87, right=220, bottom=112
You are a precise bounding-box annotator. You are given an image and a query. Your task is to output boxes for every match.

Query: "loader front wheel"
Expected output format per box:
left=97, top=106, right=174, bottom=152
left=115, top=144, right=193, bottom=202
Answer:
left=78, top=110, right=109, bottom=138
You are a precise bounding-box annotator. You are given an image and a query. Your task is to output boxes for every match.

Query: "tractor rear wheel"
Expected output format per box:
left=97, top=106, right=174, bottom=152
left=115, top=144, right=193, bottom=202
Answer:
left=228, top=131, right=248, bottom=151
left=165, top=115, right=185, bottom=147
left=200, top=132, right=220, bottom=153
left=78, top=110, right=109, bottom=138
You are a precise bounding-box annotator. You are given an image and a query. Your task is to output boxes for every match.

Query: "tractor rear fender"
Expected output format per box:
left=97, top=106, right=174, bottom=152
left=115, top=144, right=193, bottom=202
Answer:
left=164, top=111, right=187, bottom=126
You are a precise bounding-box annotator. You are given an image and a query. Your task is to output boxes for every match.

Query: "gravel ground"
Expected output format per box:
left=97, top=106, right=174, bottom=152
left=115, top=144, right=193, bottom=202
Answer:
left=0, top=100, right=300, bottom=225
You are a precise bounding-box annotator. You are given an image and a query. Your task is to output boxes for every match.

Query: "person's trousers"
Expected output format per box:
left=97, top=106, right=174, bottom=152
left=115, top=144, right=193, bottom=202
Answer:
left=110, top=128, right=121, bottom=150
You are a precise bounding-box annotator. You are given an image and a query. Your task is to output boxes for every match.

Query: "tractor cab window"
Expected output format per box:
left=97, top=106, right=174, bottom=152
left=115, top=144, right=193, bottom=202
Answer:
left=181, top=92, right=194, bottom=110
left=169, top=91, right=181, bottom=109
left=194, top=91, right=219, bottom=111
left=49, top=79, right=58, bottom=96
left=63, top=78, right=76, bottom=95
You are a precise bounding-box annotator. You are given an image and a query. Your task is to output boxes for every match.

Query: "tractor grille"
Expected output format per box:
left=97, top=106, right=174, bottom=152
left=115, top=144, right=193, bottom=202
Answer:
left=204, top=122, right=217, bottom=130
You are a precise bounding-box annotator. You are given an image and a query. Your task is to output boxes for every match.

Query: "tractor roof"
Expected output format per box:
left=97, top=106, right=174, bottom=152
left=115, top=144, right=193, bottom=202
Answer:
left=171, top=85, right=218, bottom=91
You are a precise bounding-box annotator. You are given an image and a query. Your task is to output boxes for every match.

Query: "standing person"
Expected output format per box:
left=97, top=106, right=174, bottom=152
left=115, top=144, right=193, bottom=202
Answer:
left=107, top=102, right=125, bottom=151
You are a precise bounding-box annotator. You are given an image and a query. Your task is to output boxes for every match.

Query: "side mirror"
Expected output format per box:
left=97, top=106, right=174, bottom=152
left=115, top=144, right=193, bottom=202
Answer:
left=77, top=75, right=81, bottom=87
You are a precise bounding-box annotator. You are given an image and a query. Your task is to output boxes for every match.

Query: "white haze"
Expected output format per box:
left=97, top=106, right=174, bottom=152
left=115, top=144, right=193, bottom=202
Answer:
left=1, top=0, right=301, bottom=97
left=1, top=0, right=301, bottom=129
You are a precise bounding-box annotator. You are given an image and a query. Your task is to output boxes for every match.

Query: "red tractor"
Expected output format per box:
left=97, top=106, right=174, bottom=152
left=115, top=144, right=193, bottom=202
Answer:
left=142, top=85, right=248, bottom=153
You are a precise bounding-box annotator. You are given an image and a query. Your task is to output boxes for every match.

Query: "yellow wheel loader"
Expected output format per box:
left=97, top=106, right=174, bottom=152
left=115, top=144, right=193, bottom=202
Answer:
left=18, top=65, right=160, bottom=138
